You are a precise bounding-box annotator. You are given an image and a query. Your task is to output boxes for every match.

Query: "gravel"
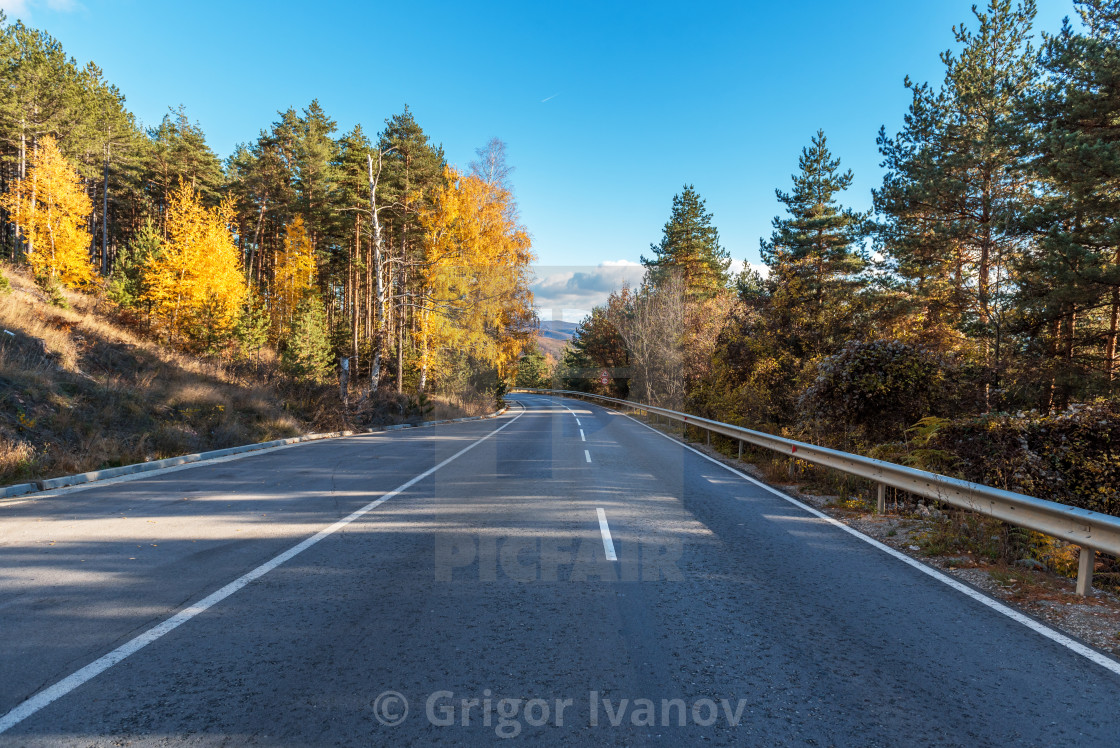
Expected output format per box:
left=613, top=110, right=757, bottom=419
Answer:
left=686, top=437, right=1120, bottom=662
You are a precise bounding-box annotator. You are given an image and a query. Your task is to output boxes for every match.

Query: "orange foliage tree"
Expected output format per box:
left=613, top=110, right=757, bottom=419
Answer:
left=141, top=180, right=246, bottom=350
left=0, top=136, right=95, bottom=289
left=270, top=215, right=317, bottom=343
left=417, top=167, right=534, bottom=390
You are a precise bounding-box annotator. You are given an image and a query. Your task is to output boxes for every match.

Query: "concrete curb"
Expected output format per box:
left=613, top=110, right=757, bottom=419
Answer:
left=366, top=405, right=509, bottom=433
left=1, top=403, right=510, bottom=501
left=0, top=430, right=355, bottom=500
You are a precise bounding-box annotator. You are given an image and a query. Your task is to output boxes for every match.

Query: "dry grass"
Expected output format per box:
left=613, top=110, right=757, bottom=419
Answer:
left=0, top=262, right=481, bottom=487
left=0, top=435, right=35, bottom=482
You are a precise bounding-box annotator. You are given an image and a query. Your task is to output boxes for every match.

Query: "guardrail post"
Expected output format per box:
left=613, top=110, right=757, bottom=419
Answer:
left=706, top=429, right=710, bottom=446
left=876, top=483, right=886, bottom=514
left=531, top=390, right=1120, bottom=571
left=1076, top=547, right=1095, bottom=596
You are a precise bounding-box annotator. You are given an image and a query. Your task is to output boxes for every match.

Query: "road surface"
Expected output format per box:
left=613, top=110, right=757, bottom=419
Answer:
left=0, top=394, right=1118, bottom=746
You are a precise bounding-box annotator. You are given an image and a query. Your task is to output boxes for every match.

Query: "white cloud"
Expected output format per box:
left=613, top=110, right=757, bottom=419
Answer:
left=532, top=258, right=773, bottom=320
left=730, top=259, right=769, bottom=279
left=0, top=0, right=80, bottom=17
left=531, top=261, right=647, bottom=321
left=0, top=0, right=30, bottom=15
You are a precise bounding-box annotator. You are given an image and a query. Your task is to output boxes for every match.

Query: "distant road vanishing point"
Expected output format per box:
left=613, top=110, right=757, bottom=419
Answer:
left=1, top=394, right=1117, bottom=745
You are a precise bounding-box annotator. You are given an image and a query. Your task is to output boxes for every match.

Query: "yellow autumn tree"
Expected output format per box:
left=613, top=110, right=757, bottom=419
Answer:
left=271, top=215, right=317, bottom=343
left=0, top=136, right=95, bottom=289
left=142, top=180, right=246, bottom=350
left=417, top=167, right=534, bottom=390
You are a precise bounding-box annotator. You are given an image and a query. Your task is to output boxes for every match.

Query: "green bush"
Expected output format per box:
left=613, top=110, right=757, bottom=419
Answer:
left=800, top=340, right=954, bottom=444
left=934, top=399, right=1120, bottom=516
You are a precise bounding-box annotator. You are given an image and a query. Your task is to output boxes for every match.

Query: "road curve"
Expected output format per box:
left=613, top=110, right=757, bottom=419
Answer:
left=0, top=394, right=1118, bottom=746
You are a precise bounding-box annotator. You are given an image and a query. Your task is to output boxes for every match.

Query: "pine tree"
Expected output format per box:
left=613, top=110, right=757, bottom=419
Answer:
left=561, top=307, right=629, bottom=396
left=875, top=0, right=1038, bottom=402
left=763, top=130, right=867, bottom=359
left=333, top=123, right=374, bottom=367
left=234, top=290, right=269, bottom=362
left=107, top=217, right=161, bottom=308
left=874, top=80, right=966, bottom=344
left=641, top=184, right=730, bottom=298
left=148, top=107, right=224, bottom=226
left=515, top=345, right=551, bottom=388
left=1019, top=0, right=1120, bottom=399
left=291, top=100, right=338, bottom=251
left=378, top=107, right=448, bottom=390
left=74, top=61, right=141, bottom=275
left=281, top=294, right=332, bottom=380
left=0, top=135, right=94, bottom=288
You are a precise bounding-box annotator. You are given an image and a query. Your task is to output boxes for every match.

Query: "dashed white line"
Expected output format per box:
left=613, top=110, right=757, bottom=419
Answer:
left=612, top=404, right=1120, bottom=679
left=576, top=418, right=581, bottom=426
left=579, top=429, right=586, bottom=441
left=596, top=508, right=618, bottom=561
left=584, top=450, right=592, bottom=463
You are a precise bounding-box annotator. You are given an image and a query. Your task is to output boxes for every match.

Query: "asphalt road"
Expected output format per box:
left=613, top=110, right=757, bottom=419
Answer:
left=1, top=394, right=1119, bottom=746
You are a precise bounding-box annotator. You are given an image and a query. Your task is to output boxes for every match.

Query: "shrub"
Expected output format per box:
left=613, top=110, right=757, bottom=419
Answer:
left=933, top=399, right=1120, bottom=516
left=801, top=340, right=953, bottom=444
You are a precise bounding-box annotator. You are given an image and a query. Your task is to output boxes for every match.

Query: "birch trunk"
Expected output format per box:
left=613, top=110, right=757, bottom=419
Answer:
left=101, top=132, right=110, bottom=275
left=368, top=152, right=387, bottom=394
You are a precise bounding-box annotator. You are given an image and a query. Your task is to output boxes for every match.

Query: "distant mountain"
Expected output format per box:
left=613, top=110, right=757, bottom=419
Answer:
left=534, top=319, right=579, bottom=359
left=536, top=319, right=579, bottom=341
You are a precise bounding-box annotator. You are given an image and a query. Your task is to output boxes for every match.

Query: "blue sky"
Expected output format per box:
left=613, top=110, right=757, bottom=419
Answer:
left=0, top=0, right=1079, bottom=319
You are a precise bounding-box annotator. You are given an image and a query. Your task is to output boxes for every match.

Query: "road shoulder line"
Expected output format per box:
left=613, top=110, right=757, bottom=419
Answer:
left=0, top=403, right=526, bottom=735
left=552, top=395, right=1120, bottom=679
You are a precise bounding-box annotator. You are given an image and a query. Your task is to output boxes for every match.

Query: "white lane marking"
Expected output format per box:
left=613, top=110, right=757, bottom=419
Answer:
left=0, top=406, right=526, bottom=735
left=596, top=508, right=618, bottom=561
left=584, top=450, right=592, bottom=463
left=576, top=419, right=581, bottom=426
left=580, top=429, right=586, bottom=441
left=546, top=395, right=1120, bottom=679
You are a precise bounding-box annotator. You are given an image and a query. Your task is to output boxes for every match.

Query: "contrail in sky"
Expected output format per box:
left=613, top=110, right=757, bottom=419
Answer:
left=540, top=93, right=559, bottom=103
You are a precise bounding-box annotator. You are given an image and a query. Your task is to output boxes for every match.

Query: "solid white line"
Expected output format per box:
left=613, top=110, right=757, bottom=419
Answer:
left=551, top=396, right=1120, bottom=678
left=0, top=406, right=526, bottom=735
left=584, top=450, right=592, bottom=463
left=596, top=508, right=618, bottom=561
left=580, top=429, right=586, bottom=441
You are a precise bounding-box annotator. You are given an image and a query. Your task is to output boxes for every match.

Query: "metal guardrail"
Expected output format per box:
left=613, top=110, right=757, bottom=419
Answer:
left=515, top=389, right=1120, bottom=596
